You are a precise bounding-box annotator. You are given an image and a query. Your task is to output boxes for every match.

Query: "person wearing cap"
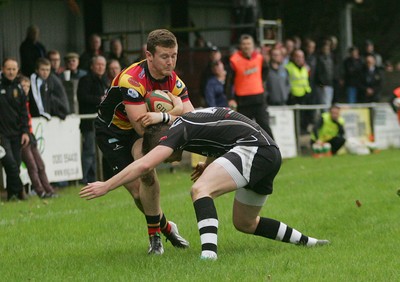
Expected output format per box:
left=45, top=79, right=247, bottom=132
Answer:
left=61, top=52, right=87, bottom=81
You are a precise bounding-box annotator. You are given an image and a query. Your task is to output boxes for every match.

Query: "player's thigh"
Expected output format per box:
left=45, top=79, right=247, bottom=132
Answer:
left=191, top=161, right=238, bottom=200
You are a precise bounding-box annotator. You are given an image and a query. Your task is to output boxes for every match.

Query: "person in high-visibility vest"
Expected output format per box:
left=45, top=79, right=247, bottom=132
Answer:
left=286, top=49, right=312, bottom=134
left=311, top=104, right=346, bottom=155
left=391, top=87, right=400, bottom=124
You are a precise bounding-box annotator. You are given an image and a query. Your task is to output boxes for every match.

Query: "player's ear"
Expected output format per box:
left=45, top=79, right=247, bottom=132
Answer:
left=145, top=50, right=153, bottom=62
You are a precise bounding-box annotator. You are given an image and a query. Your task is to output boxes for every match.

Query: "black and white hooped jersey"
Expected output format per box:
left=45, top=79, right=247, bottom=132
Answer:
left=159, top=107, right=278, bottom=157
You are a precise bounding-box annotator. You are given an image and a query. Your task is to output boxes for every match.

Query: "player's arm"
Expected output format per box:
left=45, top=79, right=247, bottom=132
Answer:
left=137, top=94, right=194, bottom=127
left=125, top=103, right=147, bottom=136
left=181, top=98, right=195, bottom=114
left=80, top=145, right=173, bottom=200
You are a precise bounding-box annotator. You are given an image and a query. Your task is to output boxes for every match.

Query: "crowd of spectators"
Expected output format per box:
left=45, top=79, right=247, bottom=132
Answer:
left=0, top=25, right=131, bottom=201
left=201, top=34, right=395, bottom=135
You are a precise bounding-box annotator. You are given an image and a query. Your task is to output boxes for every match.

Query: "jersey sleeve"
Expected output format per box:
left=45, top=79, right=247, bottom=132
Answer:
left=172, top=74, right=190, bottom=103
left=159, top=118, right=186, bottom=150
left=118, top=73, right=147, bottom=105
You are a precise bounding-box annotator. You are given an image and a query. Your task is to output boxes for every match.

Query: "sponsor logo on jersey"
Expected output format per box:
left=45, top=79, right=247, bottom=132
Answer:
left=128, top=77, right=140, bottom=87
left=127, top=88, right=139, bottom=99
left=176, top=80, right=182, bottom=89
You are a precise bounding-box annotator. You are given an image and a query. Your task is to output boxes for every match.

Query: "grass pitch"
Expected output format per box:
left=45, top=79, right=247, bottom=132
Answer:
left=1, top=149, right=399, bottom=281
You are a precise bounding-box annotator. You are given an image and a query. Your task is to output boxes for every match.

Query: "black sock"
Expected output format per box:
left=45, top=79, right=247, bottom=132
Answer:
left=145, top=214, right=161, bottom=237
left=254, top=217, right=318, bottom=246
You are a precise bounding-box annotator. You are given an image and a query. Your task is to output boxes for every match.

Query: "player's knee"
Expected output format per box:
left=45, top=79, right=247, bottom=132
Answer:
left=232, top=217, right=256, bottom=234
left=190, top=182, right=206, bottom=201
left=124, top=180, right=140, bottom=196
left=140, top=170, right=156, bottom=187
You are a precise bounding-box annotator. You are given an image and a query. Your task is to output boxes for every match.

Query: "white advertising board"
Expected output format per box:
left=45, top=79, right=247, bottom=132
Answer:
left=373, top=104, right=400, bottom=149
left=31, top=116, right=82, bottom=182
left=269, top=107, right=298, bottom=158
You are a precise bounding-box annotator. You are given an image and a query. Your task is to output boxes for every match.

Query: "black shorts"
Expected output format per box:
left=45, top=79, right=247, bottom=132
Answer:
left=95, top=118, right=141, bottom=174
left=214, top=145, right=281, bottom=195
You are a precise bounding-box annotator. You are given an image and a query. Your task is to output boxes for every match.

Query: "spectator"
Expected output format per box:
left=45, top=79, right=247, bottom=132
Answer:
left=391, top=87, right=400, bottom=124
left=107, top=38, right=130, bottom=70
left=106, top=59, right=121, bottom=87
left=359, top=54, right=383, bottom=103
left=29, top=58, right=70, bottom=120
left=363, top=40, right=383, bottom=69
left=204, top=60, right=228, bottom=107
left=77, top=56, right=108, bottom=184
left=0, top=58, right=30, bottom=201
left=282, top=38, right=295, bottom=65
left=47, top=50, right=64, bottom=77
left=286, top=49, right=312, bottom=133
left=79, top=33, right=103, bottom=71
left=200, top=46, right=223, bottom=105
left=342, top=46, right=363, bottom=103
left=304, top=38, right=317, bottom=101
left=226, top=34, right=274, bottom=139
left=19, top=25, right=46, bottom=77
left=62, top=52, right=87, bottom=81
left=311, top=104, right=346, bottom=155
left=19, top=76, right=58, bottom=199
left=266, top=47, right=290, bottom=105
left=315, top=42, right=335, bottom=108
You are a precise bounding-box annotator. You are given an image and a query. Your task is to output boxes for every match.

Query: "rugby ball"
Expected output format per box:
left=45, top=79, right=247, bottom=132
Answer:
left=145, top=90, right=174, bottom=112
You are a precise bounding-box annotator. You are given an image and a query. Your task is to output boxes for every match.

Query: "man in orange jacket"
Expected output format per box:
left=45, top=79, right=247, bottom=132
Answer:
left=226, top=34, right=274, bottom=139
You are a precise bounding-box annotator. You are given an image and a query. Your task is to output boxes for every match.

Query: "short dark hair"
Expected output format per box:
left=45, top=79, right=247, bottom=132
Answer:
left=36, top=58, right=51, bottom=69
left=239, top=34, right=253, bottom=44
left=146, top=29, right=177, bottom=55
left=142, top=123, right=170, bottom=155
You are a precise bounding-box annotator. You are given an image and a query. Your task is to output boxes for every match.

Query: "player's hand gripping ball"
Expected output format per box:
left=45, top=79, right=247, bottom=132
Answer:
left=145, top=90, right=174, bottom=113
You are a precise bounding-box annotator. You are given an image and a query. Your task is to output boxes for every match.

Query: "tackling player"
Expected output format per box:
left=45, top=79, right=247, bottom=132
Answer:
left=81, top=107, right=330, bottom=260
left=94, top=29, right=193, bottom=254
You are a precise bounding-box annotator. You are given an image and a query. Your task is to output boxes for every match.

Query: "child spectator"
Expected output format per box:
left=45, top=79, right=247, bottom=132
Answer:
left=20, top=76, right=58, bottom=198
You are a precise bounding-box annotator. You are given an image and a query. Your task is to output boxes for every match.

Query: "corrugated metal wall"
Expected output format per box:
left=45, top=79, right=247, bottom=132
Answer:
left=0, top=0, right=84, bottom=63
left=0, top=0, right=233, bottom=67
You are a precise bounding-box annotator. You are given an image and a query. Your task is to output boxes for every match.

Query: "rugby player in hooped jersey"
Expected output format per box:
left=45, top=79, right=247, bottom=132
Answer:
left=93, top=29, right=194, bottom=254
left=81, top=107, right=330, bottom=260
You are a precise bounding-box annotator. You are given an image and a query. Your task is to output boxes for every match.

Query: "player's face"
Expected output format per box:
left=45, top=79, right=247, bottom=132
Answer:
left=164, top=150, right=183, bottom=163
left=2, top=60, right=19, bottom=81
left=147, top=45, right=177, bottom=79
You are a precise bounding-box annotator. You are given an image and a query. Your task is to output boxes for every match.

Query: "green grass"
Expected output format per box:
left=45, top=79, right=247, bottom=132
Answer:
left=1, top=149, right=399, bottom=281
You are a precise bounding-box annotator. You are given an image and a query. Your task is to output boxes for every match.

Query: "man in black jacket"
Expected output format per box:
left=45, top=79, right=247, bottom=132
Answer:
left=77, top=55, right=108, bottom=184
left=0, top=58, right=30, bottom=200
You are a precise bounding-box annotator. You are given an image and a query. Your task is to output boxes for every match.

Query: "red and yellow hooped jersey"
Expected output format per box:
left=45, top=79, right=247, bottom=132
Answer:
left=97, top=60, right=189, bottom=133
